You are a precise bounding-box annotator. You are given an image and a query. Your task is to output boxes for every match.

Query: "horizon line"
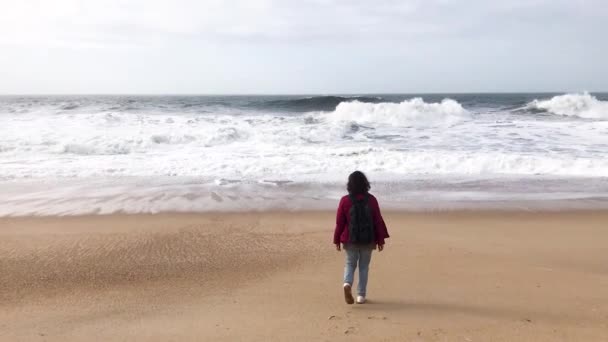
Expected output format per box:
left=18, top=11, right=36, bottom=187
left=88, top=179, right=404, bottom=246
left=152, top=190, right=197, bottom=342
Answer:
left=1, top=90, right=606, bottom=96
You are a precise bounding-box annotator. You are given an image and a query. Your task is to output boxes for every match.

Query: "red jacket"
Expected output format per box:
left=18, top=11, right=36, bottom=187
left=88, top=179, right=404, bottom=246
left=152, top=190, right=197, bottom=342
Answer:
left=333, top=193, right=389, bottom=246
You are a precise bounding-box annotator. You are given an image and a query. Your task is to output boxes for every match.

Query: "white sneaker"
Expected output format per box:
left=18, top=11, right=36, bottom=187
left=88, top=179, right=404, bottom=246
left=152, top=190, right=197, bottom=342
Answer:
left=356, top=296, right=366, bottom=304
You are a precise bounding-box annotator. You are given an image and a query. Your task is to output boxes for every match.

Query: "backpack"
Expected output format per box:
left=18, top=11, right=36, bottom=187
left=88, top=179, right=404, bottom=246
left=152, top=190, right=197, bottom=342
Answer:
left=348, top=194, right=375, bottom=244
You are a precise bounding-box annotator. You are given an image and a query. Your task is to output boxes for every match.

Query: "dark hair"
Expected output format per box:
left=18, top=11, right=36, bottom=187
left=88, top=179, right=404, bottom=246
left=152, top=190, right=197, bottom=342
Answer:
left=347, top=171, right=371, bottom=195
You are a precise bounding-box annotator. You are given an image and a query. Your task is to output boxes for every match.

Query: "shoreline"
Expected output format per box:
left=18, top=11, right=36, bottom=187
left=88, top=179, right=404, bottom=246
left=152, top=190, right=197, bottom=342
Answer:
left=3, top=176, right=608, bottom=216
left=2, top=205, right=608, bottom=219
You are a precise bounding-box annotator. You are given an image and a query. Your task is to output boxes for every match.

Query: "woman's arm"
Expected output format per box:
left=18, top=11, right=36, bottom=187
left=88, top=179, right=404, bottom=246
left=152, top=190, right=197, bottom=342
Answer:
left=333, top=197, right=346, bottom=246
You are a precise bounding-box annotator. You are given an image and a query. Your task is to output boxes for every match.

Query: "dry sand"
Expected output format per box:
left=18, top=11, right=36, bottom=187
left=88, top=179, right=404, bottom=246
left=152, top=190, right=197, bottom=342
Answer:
left=1, top=211, right=608, bottom=341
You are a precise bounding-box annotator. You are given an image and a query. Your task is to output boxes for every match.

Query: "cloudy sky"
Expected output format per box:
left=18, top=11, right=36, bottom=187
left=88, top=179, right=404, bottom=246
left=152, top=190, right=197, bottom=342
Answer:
left=0, top=0, right=606, bottom=94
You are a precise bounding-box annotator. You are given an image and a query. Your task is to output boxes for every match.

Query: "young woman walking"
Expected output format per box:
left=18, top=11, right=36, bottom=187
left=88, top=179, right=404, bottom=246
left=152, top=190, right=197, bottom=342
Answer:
left=333, top=171, right=390, bottom=304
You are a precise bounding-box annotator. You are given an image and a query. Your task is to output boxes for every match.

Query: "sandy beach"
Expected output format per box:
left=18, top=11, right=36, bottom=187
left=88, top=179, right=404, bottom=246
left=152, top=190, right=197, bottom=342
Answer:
left=1, top=211, right=607, bottom=341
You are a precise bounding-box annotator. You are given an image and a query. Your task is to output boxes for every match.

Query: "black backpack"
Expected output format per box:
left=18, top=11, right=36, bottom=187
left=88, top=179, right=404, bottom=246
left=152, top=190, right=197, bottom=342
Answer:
left=348, top=194, right=375, bottom=244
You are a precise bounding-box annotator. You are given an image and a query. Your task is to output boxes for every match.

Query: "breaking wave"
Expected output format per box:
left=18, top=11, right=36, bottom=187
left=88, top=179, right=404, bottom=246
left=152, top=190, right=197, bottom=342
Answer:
left=527, top=92, right=608, bottom=119
left=326, top=98, right=469, bottom=126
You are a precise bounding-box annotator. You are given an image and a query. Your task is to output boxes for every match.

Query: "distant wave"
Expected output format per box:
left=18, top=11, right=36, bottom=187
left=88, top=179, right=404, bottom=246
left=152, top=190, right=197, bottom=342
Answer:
left=60, top=103, right=80, bottom=111
left=37, top=95, right=387, bottom=114
left=325, top=98, right=469, bottom=126
left=526, top=92, right=608, bottom=119
left=257, top=95, right=383, bottom=112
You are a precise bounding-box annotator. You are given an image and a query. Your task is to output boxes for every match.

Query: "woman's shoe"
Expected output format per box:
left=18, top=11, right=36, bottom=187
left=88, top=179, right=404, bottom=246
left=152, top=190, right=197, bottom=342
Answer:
left=343, top=283, right=354, bottom=304
left=356, top=296, right=366, bottom=304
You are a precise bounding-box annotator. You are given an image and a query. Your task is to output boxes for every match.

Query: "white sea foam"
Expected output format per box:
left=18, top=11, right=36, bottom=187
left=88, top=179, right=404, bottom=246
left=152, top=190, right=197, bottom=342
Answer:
left=1, top=104, right=607, bottom=179
left=326, top=98, right=469, bottom=126
left=528, top=92, right=608, bottom=119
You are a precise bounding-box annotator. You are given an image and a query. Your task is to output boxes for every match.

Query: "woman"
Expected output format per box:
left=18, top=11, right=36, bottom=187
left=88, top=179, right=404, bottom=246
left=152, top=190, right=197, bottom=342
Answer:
left=333, top=171, right=389, bottom=304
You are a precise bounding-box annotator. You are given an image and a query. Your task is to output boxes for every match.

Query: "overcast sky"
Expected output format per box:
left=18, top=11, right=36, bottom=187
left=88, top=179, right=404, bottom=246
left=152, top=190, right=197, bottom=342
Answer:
left=1, top=0, right=607, bottom=94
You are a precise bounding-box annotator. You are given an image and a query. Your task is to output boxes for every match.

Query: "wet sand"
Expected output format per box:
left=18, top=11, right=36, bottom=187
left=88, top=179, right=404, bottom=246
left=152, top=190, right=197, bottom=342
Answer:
left=1, top=211, right=608, bottom=341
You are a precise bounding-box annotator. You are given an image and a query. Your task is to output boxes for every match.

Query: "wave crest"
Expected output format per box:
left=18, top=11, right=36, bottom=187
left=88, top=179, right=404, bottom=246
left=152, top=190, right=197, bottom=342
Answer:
left=326, top=98, right=469, bottom=126
left=527, top=92, right=608, bottom=119
left=259, top=95, right=382, bottom=112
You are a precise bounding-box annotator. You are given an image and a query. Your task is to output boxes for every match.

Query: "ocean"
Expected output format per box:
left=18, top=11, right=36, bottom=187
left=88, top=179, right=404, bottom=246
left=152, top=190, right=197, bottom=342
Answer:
left=1, top=92, right=608, bottom=215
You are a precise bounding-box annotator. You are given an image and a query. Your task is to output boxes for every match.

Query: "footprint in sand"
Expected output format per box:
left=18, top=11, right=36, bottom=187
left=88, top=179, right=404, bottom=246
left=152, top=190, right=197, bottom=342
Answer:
left=344, top=326, right=356, bottom=335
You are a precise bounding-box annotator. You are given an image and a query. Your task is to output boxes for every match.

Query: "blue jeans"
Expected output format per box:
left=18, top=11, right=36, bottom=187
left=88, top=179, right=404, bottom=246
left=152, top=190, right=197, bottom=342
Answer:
left=343, top=244, right=373, bottom=297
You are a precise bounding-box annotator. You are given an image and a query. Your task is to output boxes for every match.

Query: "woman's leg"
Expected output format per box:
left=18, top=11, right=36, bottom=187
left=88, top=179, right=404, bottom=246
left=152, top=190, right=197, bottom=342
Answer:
left=343, top=246, right=359, bottom=286
left=357, top=247, right=373, bottom=297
